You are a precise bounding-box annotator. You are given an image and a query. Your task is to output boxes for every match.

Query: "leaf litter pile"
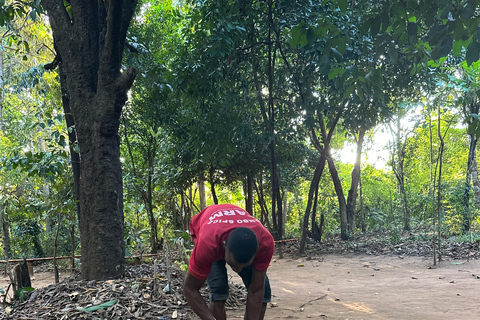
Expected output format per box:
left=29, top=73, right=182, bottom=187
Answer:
left=281, top=230, right=480, bottom=261
left=0, top=261, right=246, bottom=320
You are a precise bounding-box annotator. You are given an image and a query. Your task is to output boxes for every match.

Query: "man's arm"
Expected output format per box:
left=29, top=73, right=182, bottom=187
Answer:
left=184, top=271, right=216, bottom=320
left=244, top=268, right=267, bottom=320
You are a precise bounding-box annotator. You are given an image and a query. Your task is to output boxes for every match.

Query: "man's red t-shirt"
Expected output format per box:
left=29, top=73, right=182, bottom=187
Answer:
left=188, top=204, right=275, bottom=280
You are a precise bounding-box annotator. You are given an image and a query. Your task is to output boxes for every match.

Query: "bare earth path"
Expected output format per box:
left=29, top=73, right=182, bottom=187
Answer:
left=229, top=254, right=480, bottom=320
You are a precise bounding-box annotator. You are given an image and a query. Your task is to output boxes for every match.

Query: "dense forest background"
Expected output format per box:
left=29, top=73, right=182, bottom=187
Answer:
left=2, top=0, right=480, bottom=278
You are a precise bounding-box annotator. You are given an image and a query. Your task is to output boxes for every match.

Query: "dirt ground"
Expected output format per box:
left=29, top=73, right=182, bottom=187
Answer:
left=2, top=254, right=480, bottom=320
left=228, top=254, right=480, bottom=320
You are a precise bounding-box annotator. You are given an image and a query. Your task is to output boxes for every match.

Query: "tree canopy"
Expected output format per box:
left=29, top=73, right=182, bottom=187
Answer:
left=2, top=0, right=480, bottom=279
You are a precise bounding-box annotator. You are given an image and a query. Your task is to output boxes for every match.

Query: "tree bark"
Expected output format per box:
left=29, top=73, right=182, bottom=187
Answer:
left=0, top=44, right=3, bottom=131
left=392, top=115, right=410, bottom=231
left=346, top=127, right=367, bottom=233
left=41, top=0, right=138, bottom=280
left=198, top=179, right=206, bottom=210
left=327, top=153, right=348, bottom=240
left=359, top=173, right=365, bottom=232
left=246, top=175, right=254, bottom=214
left=209, top=166, right=218, bottom=205
left=472, top=152, right=480, bottom=209
left=0, top=200, right=10, bottom=258
left=436, top=105, right=446, bottom=264
left=311, top=180, right=321, bottom=241
left=253, top=178, right=271, bottom=231
left=299, top=153, right=327, bottom=253
left=464, top=131, right=477, bottom=233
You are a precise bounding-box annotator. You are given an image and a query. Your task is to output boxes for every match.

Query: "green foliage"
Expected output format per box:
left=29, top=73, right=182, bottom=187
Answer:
left=14, top=286, right=34, bottom=302
left=76, top=300, right=117, bottom=313
left=4, top=0, right=480, bottom=260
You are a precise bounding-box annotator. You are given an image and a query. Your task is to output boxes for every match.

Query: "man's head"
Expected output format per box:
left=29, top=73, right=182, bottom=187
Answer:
left=224, top=227, right=258, bottom=272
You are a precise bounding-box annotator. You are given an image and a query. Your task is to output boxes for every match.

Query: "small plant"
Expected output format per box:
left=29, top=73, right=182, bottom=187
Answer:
left=14, top=287, right=35, bottom=303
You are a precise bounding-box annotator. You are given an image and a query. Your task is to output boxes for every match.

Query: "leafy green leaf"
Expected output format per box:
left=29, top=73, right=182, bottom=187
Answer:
left=440, top=35, right=453, bottom=57
left=468, top=121, right=478, bottom=135
left=337, top=0, right=348, bottom=13
left=428, top=25, right=449, bottom=47
left=328, top=67, right=346, bottom=80
left=452, top=40, right=463, bottom=56
left=343, top=84, right=355, bottom=99
left=466, top=40, right=480, bottom=66
left=306, top=27, right=315, bottom=44
left=389, top=45, right=398, bottom=64
left=290, top=26, right=302, bottom=48
left=407, top=22, right=416, bottom=36
left=77, top=299, right=117, bottom=313
left=371, top=17, right=381, bottom=35
left=464, top=3, right=476, bottom=20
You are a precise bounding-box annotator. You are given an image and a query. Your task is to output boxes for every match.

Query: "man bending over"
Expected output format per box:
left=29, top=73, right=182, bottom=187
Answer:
left=183, top=203, right=275, bottom=320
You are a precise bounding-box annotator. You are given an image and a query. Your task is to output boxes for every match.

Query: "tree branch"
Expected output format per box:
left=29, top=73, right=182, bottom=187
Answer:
left=100, top=0, right=137, bottom=80
left=40, top=0, right=72, bottom=36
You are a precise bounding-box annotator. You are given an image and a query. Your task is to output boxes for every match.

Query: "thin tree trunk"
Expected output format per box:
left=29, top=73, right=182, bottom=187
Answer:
left=346, top=127, right=367, bottom=233
left=472, top=152, right=480, bottom=209
left=392, top=115, right=410, bottom=231
left=253, top=178, right=272, bottom=231
left=198, top=179, right=206, bottom=210
left=246, top=175, right=254, bottom=214
left=434, top=107, right=455, bottom=264
left=54, top=210, right=62, bottom=284
left=147, top=169, right=158, bottom=254
left=436, top=105, right=445, bottom=264
left=0, top=201, right=11, bottom=259
left=463, top=131, right=477, bottom=233
left=429, top=112, right=434, bottom=220
left=209, top=166, right=218, bottom=205
left=360, top=173, right=366, bottom=232
left=0, top=43, right=3, bottom=132
left=327, top=154, right=348, bottom=240
left=71, top=225, right=75, bottom=274
left=311, top=181, right=320, bottom=241
left=299, top=153, right=327, bottom=253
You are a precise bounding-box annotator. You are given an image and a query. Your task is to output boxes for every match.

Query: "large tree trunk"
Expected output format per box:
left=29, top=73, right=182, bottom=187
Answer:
left=42, top=1, right=138, bottom=280
left=346, top=127, right=367, bottom=233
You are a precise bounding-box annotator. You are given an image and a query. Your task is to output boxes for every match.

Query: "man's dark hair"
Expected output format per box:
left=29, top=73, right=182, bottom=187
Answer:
left=227, top=227, right=258, bottom=263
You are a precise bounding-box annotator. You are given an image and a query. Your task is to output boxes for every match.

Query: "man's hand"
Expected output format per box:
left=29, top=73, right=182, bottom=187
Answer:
left=183, top=271, right=216, bottom=320
left=244, top=268, right=267, bottom=320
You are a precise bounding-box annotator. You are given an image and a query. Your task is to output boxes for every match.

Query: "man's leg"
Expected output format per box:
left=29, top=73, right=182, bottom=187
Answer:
left=207, top=260, right=229, bottom=320
left=238, top=266, right=271, bottom=320
left=210, top=300, right=227, bottom=320
left=258, top=302, right=267, bottom=320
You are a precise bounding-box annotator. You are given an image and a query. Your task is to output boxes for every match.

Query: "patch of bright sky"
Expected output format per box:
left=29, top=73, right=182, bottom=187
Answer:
left=335, top=125, right=392, bottom=170
left=336, top=105, right=426, bottom=170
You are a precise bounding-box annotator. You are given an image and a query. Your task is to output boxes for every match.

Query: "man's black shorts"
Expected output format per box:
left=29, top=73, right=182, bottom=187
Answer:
left=206, top=260, right=271, bottom=302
